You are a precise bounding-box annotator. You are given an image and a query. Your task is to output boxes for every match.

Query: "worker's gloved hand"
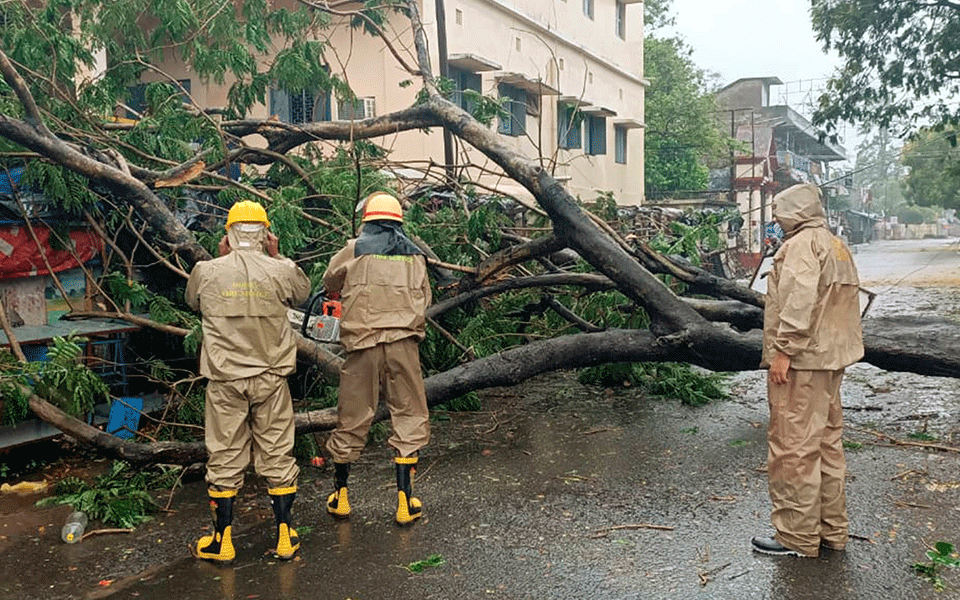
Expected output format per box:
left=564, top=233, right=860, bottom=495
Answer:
left=327, top=292, right=341, bottom=300
left=264, top=232, right=280, bottom=257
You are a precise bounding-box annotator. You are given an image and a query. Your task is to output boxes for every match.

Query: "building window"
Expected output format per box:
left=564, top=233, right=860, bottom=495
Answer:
left=559, top=58, right=565, bottom=71
left=450, top=67, right=482, bottom=112
left=585, top=115, right=606, bottom=155
left=126, top=79, right=191, bottom=119
left=557, top=103, right=582, bottom=149
left=616, top=1, right=626, bottom=39
left=497, top=83, right=527, bottom=137
left=583, top=0, right=594, bottom=19
left=337, top=97, right=376, bottom=120
left=270, top=88, right=332, bottom=124
left=455, top=8, right=462, bottom=24
left=614, top=126, right=627, bottom=164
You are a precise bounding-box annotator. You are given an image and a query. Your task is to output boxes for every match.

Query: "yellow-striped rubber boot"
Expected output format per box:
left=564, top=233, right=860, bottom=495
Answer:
left=327, top=462, right=351, bottom=518
left=395, top=456, right=422, bottom=525
left=195, top=489, right=237, bottom=563
left=269, top=486, right=300, bottom=560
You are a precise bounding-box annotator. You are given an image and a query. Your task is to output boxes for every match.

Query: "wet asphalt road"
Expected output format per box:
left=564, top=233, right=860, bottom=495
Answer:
left=1, top=238, right=959, bottom=600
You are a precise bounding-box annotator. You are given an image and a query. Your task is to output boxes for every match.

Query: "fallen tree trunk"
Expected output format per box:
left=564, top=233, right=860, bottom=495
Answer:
left=3, top=13, right=960, bottom=468
left=33, top=312, right=959, bottom=465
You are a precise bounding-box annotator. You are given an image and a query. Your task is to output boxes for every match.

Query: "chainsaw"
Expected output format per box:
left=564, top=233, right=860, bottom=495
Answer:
left=300, top=289, right=342, bottom=343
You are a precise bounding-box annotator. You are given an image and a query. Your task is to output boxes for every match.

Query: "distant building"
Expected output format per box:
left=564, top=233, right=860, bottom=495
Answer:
left=715, top=77, right=847, bottom=255
left=140, top=0, right=648, bottom=205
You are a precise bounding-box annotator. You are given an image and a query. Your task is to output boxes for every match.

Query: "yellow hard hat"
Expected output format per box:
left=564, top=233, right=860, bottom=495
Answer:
left=361, top=192, right=403, bottom=223
left=225, top=200, right=270, bottom=230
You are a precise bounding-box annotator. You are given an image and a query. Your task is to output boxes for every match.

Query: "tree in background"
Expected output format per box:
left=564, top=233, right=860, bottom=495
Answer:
left=901, top=128, right=960, bottom=212
left=811, top=0, right=960, bottom=139
left=643, top=2, right=729, bottom=199
left=851, top=129, right=906, bottom=215
left=2, top=0, right=960, bottom=465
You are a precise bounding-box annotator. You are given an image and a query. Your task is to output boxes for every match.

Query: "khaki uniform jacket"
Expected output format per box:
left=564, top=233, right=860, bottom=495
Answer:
left=185, top=230, right=311, bottom=381
left=761, top=184, right=864, bottom=371
left=322, top=239, right=431, bottom=352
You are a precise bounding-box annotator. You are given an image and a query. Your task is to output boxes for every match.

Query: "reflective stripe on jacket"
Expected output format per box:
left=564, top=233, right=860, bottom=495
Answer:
left=322, top=239, right=431, bottom=352
left=185, top=233, right=311, bottom=381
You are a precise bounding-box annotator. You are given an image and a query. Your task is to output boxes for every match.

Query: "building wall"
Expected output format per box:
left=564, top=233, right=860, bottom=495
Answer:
left=144, top=0, right=646, bottom=205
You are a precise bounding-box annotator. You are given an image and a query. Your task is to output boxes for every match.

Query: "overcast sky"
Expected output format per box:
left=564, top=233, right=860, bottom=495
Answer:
left=664, top=0, right=839, bottom=106
left=662, top=0, right=859, bottom=157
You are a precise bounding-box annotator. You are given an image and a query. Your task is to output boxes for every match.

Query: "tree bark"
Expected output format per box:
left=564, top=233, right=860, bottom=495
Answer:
left=4, top=14, right=960, bottom=468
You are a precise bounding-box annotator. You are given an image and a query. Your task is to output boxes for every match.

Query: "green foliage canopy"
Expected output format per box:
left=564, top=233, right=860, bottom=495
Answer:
left=811, top=0, right=960, bottom=138
left=642, top=35, right=726, bottom=198
left=902, top=128, right=960, bottom=211
left=851, top=129, right=906, bottom=214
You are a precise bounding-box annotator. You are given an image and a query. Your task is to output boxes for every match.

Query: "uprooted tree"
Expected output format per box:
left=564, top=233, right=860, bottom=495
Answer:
left=1, top=1, right=959, bottom=466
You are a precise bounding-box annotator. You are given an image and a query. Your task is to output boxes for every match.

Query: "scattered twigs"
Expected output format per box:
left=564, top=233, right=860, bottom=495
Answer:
left=889, top=495, right=932, bottom=510
left=122, top=210, right=190, bottom=279
left=427, top=316, right=474, bottom=361
left=698, top=561, right=731, bottom=586
left=65, top=310, right=190, bottom=337
left=81, top=528, right=135, bottom=541
left=589, top=523, right=674, bottom=538
left=847, top=425, right=960, bottom=454
left=163, top=466, right=190, bottom=512
left=542, top=295, right=604, bottom=333
left=426, top=258, right=477, bottom=274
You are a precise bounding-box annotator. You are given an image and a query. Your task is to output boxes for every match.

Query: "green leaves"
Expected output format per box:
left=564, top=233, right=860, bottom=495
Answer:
left=406, top=553, right=445, bottom=573
left=912, top=541, right=959, bottom=592
left=0, top=335, right=110, bottom=422
left=37, top=461, right=181, bottom=529
left=811, top=0, right=960, bottom=136
left=901, top=127, right=960, bottom=211
left=578, top=363, right=728, bottom=406
left=643, top=36, right=726, bottom=198
left=20, top=163, right=98, bottom=214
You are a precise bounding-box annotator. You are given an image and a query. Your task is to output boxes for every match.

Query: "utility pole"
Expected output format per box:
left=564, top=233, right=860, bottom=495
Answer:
left=435, top=0, right=456, bottom=186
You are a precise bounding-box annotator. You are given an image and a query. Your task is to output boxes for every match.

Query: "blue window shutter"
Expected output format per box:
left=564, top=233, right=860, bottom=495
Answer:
left=463, top=72, right=482, bottom=113
left=126, top=84, right=146, bottom=119
left=588, top=116, right=606, bottom=155
left=512, top=88, right=526, bottom=135
left=498, top=84, right=511, bottom=134
left=465, top=72, right=482, bottom=93
left=615, top=127, right=627, bottom=163
left=270, top=88, right=291, bottom=123
left=178, top=79, right=192, bottom=104
left=560, top=105, right=582, bottom=149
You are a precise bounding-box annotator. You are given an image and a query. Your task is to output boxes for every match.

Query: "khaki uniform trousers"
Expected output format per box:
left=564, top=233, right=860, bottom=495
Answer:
left=205, top=372, right=299, bottom=491
left=767, top=368, right=848, bottom=557
left=326, top=337, right=430, bottom=463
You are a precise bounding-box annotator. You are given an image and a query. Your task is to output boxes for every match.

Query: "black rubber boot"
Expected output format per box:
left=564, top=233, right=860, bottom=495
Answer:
left=327, top=462, right=351, bottom=518
left=269, top=486, right=300, bottom=560
left=195, top=489, right=236, bottom=563
left=395, top=455, right=422, bottom=525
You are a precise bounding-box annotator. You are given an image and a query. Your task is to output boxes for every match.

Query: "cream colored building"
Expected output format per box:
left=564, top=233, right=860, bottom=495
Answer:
left=143, top=0, right=646, bottom=205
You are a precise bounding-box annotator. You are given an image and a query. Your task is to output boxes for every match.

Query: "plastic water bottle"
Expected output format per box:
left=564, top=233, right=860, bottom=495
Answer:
left=61, top=511, right=88, bottom=544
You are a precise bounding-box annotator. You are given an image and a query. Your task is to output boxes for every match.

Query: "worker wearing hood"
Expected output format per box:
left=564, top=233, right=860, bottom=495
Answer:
left=752, top=183, right=864, bottom=559
left=185, top=200, right=311, bottom=563
left=322, top=191, right=432, bottom=526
